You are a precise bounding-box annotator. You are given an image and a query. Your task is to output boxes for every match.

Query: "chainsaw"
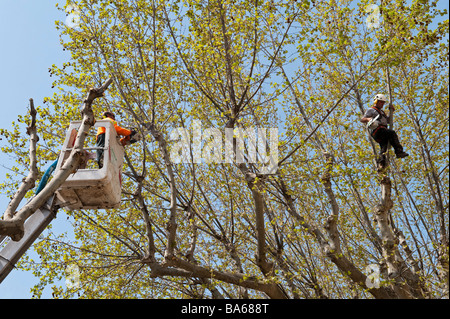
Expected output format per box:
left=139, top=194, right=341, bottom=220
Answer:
left=366, top=114, right=380, bottom=130
left=121, top=122, right=153, bottom=146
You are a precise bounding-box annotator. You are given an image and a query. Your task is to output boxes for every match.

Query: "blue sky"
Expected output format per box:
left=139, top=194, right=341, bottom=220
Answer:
left=0, top=0, right=69, bottom=298
left=0, top=0, right=448, bottom=299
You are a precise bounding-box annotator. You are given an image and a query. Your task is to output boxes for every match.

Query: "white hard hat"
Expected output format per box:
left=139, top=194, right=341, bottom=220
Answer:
left=373, top=94, right=387, bottom=102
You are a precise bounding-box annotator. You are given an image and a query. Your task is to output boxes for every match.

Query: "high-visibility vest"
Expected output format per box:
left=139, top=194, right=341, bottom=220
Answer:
left=96, top=117, right=131, bottom=139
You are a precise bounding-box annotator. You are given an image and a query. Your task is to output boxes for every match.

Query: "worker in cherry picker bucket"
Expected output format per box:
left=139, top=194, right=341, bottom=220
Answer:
left=96, top=111, right=136, bottom=168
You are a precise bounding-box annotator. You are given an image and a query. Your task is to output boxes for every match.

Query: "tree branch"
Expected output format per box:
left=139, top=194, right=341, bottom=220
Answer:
left=1, top=99, right=39, bottom=240
left=153, top=256, right=287, bottom=299
left=373, top=176, right=413, bottom=298
left=148, top=124, right=178, bottom=259
left=245, top=171, right=274, bottom=277
left=321, top=153, right=393, bottom=298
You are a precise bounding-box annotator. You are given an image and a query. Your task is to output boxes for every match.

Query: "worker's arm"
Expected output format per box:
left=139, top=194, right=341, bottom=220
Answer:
left=114, top=123, right=132, bottom=136
left=360, top=108, right=378, bottom=124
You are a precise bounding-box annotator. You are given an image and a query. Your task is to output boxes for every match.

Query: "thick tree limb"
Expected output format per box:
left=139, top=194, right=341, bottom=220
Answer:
left=374, top=176, right=414, bottom=298
left=245, top=171, right=274, bottom=277
left=150, top=256, right=287, bottom=299
left=321, top=153, right=393, bottom=299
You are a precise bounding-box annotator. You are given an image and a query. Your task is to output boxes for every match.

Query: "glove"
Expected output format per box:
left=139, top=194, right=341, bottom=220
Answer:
left=129, top=130, right=140, bottom=144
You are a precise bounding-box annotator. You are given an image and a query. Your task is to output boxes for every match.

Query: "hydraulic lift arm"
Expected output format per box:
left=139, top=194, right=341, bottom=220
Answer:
left=0, top=197, right=58, bottom=284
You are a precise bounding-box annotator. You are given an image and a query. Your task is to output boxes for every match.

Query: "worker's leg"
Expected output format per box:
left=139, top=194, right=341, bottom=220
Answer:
left=96, top=133, right=106, bottom=168
left=373, top=129, right=389, bottom=167
left=385, top=129, right=409, bottom=158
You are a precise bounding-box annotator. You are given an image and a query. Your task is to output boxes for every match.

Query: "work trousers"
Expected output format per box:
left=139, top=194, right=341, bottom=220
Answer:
left=96, top=133, right=106, bottom=168
left=371, top=127, right=404, bottom=164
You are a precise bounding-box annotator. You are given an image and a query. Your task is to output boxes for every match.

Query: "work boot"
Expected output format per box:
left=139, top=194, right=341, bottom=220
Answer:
left=395, top=151, right=409, bottom=159
left=389, top=131, right=407, bottom=156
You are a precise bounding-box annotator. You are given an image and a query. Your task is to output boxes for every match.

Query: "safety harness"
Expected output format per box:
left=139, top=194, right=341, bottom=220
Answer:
left=370, top=106, right=388, bottom=140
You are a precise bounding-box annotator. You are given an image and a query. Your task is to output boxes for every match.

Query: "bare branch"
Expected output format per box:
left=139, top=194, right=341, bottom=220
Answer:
left=4, top=99, right=39, bottom=217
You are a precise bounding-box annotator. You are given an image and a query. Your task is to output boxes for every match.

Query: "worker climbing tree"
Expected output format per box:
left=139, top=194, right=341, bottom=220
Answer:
left=361, top=93, right=409, bottom=169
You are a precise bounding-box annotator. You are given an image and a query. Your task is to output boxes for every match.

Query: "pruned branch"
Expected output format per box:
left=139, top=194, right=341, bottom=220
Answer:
left=1, top=99, right=40, bottom=240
